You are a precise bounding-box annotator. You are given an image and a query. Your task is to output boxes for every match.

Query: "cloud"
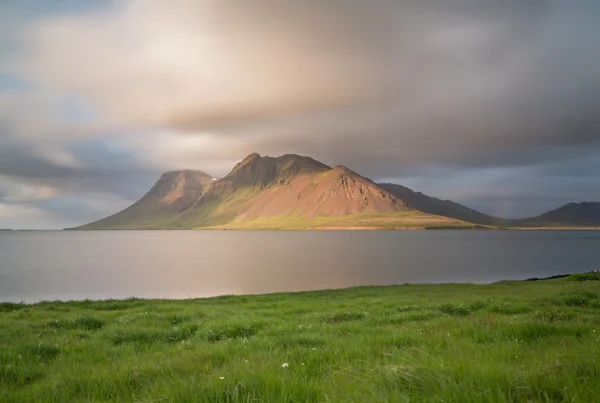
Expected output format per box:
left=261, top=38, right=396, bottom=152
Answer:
left=0, top=180, right=58, bottom=202
left=1, top=0, right=600, bottom=226
left=0, top=135, right=160, bottom=200
left=9, top=1, right=380, bottom=129
left=0, top=203, right=48, bottom=225
left=7, top=1, right=600, bottom=168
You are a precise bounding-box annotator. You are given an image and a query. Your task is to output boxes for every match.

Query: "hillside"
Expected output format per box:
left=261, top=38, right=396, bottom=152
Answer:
left=73, top=154, right=470, bottom=230
left=78, top=170, right=216, bottom=229
left=510, top=202, right=600, bottom=227
left=379, top=184, right=600, bottom=228
left=378, top=183, right=497, bottom=225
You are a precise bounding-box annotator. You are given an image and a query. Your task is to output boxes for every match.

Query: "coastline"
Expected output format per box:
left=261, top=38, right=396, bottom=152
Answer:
left=65, top=225, right=600, bottom=231
left=4, top=271, right=597, bottom=305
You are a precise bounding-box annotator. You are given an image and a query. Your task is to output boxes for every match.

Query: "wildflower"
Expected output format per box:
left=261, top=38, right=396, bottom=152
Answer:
left=311, top=348, right=316, bottom=350
left=219, top=376, right=225, bottom=380
left=282, top=363, right=289, bottom=368
left=244, top=360, right=249, bottom=363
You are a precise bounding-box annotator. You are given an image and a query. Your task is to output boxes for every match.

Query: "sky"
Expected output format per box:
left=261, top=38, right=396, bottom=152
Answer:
left=1, top=0, right=599, bottom=229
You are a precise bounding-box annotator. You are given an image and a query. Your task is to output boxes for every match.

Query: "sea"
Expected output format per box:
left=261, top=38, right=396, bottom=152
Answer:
left=1, top=230, right=599, bottom=302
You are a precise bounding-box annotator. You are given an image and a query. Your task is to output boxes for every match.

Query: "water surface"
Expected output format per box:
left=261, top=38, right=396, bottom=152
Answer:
left=1, top=230, right=598, bottom=302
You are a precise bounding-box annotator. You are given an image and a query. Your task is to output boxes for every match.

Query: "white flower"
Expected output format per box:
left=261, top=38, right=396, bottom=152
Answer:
left=244, top=360, right=248, bottom=363
left=282, top=363, right=289, bottom=368
left=311, top=348, right=316, bottom=351
left=219, top=376, right=225, bottom=380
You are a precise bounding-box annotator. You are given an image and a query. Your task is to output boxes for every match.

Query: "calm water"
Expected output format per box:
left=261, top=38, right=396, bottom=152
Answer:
left=0, top=230, right=599, bottom=302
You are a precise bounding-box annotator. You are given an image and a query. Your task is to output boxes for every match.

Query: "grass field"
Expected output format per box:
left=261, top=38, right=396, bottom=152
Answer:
left=1, top=274, right=599, bottom=402
left=204, top=212, right=476, bottom=230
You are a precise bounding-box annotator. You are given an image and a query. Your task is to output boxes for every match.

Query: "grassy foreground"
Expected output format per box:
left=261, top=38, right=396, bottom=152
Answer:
left=1, top=276, right=599, bottom=402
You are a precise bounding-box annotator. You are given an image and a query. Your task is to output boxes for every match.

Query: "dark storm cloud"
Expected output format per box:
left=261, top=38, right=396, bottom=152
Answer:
left=153, top=0, right=600, bottom=177
left=0, top=138, right=159, bottom=199
left=11, top=0, right=600, bottom=157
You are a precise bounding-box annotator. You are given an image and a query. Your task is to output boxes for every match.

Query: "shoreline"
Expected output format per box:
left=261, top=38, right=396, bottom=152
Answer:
left=64, top=226, right=600, bottom=231
left=4, top=271, right=597, bottom=305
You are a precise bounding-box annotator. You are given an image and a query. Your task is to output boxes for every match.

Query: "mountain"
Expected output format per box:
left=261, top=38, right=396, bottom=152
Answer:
left=510, top=202, right=600, bottom=227
left=79, top=170, right=216, bottom=229
left=73, top=153, right=470, bottom=230
left=378, top=183, right=497, bottom=225
left=379, top=184, right=600, bottom=228
left=72, top=152, right=599, bottom=230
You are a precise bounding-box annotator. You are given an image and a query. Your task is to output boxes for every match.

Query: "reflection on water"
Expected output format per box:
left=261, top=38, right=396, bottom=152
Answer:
left=1, top=230, right=599, bottom=302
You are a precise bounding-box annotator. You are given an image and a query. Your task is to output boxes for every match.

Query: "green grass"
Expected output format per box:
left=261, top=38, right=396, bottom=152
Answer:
left=566, top=271, right=600, bottom=282
left=1, top=278, right=599, bottom=402
left=205, top=211, right=475, bottom=230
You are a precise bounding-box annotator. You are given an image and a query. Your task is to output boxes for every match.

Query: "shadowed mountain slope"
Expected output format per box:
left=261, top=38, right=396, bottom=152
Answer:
left=380, top=183, right=600, bottom=228
left=510, top=202, right=600, bottom=227
left=378, top=183, right=497, bottom=225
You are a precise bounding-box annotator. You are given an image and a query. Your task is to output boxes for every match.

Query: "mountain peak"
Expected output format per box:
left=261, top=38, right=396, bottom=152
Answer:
left=223, top=153, right=330, bottom=188
left=240, top=152, right=262, bottom=165
left=228, top=153, right=262, bottom=174
left=158, top=169, right=213, bottom=181
left=149, top=169, right=214, bottom=203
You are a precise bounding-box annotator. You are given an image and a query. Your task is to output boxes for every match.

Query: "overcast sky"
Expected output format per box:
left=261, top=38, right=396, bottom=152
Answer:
left=1, top=0, right=599, bottom=229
